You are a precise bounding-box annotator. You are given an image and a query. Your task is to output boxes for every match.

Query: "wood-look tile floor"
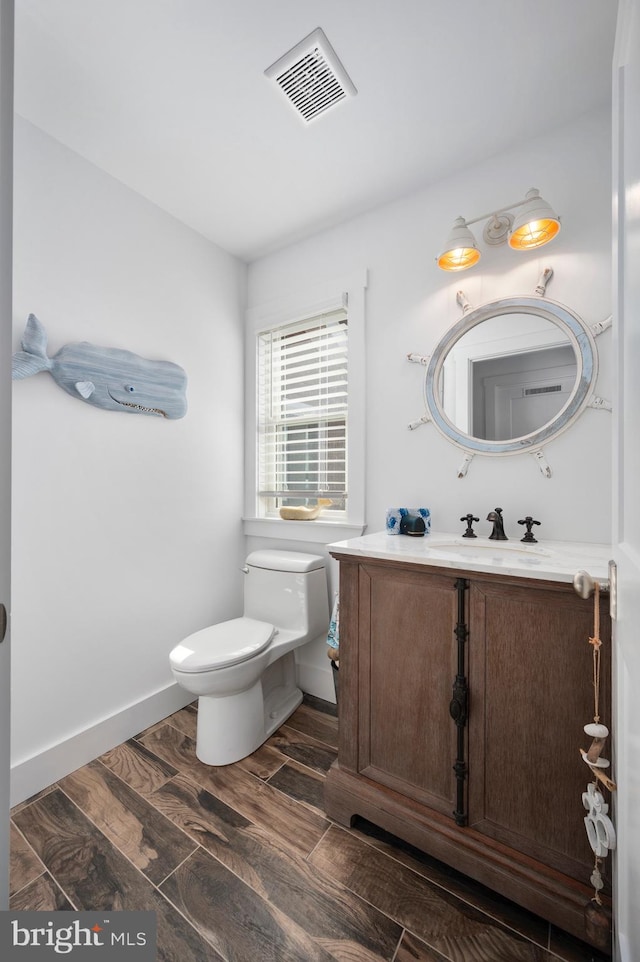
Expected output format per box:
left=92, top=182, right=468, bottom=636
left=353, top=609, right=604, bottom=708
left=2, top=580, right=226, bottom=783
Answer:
left=10, top=695, right=609, bottom=962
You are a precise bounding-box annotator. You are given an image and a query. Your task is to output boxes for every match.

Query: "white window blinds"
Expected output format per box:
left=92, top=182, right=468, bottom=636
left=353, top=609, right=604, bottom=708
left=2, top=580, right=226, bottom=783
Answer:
left=257, top=306, right=348, bottom=514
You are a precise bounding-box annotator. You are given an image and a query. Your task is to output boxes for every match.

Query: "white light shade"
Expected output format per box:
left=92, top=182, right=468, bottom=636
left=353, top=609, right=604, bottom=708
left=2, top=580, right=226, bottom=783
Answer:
left=508, top=188, right=561, bottom=251
left=437, top=217, right=481, bottom=271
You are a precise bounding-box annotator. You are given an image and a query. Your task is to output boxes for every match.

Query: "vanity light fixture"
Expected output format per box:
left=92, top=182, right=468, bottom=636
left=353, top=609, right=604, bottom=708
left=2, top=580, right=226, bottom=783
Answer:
left=436, top=188, right=561, bottom=272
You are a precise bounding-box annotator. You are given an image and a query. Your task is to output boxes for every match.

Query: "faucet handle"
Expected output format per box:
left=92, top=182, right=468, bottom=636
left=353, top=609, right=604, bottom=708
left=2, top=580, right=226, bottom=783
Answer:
left=518, top=516, right=541, bottom=543
left=460, top=514, right=479, bottom=538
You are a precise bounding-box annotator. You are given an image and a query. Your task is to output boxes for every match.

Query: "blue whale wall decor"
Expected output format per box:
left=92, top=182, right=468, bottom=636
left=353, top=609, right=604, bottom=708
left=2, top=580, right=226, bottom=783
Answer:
left=12, top=314, right=187, bottom=419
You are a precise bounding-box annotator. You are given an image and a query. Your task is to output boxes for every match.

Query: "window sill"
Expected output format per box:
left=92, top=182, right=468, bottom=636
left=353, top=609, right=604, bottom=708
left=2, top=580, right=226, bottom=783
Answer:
left=243, top=517, right=367, bottom=544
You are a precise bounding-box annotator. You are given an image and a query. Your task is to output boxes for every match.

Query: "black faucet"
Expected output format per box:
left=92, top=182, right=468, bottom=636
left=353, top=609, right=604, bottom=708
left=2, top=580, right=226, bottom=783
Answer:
left=518, top=516, right=541, bottom=543
left=460, top=514, right=479, bottom=538
left=487, top=507, right=508, bottom=541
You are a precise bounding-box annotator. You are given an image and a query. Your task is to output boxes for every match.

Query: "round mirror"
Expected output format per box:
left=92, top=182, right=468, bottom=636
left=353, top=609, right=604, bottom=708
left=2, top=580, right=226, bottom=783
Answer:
left=424, top=296, right=598, bottom=455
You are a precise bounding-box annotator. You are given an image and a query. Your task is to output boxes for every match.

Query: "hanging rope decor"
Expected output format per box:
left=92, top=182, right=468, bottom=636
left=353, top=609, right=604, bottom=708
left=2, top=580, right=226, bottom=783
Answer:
left=579, top=582, right=615, bottom=948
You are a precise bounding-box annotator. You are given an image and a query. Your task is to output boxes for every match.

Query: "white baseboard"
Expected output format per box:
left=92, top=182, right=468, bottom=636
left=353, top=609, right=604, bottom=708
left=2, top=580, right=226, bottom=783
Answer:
left=11, top=665, right=336, bottom=809
left=10, top=683, right=193, bottom=807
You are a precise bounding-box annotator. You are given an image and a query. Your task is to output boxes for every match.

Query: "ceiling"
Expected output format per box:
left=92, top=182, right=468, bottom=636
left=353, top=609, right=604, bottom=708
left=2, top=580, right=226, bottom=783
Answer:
left=14, top=0, right=618, bottom=262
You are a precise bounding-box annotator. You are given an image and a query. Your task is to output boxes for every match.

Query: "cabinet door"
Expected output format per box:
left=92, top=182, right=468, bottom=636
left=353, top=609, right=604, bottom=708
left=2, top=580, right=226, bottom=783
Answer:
left=467, top=579, right=611, bottom=885
left=357, top=563, right=462, bottom=818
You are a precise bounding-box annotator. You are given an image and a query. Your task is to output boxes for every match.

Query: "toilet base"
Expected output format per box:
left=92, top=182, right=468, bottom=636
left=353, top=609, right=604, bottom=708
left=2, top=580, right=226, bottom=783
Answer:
left=194, top=654, right=303, bottom=766
left=264, top=683, right=303, bottom=740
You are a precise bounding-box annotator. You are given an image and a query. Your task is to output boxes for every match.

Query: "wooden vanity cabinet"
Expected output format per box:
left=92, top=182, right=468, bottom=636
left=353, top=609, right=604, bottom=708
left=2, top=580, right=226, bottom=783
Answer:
left=325, top=552, right=612, bottom=949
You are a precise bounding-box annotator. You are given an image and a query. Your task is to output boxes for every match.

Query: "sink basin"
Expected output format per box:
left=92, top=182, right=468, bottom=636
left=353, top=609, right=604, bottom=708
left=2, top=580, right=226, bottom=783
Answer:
left=426, top=539, right=551, bottom=566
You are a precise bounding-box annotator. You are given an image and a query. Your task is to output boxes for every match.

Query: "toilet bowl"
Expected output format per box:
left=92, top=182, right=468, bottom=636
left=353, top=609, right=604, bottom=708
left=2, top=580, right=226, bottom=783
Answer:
left=169, top=549, right=329, bottom=765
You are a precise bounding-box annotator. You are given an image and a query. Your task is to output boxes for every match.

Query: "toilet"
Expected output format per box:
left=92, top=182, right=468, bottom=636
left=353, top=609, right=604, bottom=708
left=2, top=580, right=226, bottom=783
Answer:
left=169, top=549, right=329, bottom=765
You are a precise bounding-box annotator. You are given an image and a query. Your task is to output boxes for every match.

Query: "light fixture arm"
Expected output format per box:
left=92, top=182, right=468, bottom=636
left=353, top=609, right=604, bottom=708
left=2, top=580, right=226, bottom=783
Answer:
left=459, top=193, right=541, bottom=230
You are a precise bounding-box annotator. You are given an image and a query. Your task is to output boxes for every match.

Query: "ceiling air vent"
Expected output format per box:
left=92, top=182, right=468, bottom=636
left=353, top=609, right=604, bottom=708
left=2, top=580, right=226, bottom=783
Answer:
left=265, top=27, right=357, bottom=123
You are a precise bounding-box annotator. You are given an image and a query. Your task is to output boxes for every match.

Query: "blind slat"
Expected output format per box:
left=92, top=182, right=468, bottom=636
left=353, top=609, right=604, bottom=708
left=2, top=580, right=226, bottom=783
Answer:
left=258, top=487, right=348, bottom=497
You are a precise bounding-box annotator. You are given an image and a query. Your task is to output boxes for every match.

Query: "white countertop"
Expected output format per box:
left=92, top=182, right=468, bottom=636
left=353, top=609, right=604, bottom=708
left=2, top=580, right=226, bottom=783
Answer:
left=328, top=530, right=612, bottom=585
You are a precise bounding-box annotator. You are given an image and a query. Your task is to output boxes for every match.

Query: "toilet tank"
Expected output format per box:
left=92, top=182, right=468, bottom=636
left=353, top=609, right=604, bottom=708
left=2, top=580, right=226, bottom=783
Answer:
left=243, top=550, right=328, bottom=639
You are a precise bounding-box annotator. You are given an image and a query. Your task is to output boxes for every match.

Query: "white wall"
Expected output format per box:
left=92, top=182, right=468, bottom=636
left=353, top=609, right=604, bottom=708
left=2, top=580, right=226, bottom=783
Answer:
left=11, top=117, right=246, bottom=803
left=246, top=107, right=613, bottom=697
left=9, top=107, right=613, bottom=796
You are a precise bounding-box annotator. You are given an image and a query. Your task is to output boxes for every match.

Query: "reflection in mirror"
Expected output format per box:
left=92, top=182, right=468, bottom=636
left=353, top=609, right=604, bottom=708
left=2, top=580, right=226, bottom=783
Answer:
left=441, top=313, right=577, bottom=441
left=469, top=346, right=576, bottom=440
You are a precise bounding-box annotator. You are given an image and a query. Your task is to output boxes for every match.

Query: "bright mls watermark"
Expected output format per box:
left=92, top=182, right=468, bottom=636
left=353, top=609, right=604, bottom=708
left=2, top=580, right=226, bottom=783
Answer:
left=0, top=912, right=157, bottom=960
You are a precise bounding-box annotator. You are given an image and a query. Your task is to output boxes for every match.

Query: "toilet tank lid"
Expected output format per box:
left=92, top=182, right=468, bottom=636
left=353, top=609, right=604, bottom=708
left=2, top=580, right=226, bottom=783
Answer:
left=246, top=550, right=324, bottom=573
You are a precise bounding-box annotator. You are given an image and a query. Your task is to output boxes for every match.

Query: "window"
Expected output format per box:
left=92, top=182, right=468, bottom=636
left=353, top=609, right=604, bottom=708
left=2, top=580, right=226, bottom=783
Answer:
left=245, top=270, right=366, bottom=541
left=257, top=306, right=348, bottom=519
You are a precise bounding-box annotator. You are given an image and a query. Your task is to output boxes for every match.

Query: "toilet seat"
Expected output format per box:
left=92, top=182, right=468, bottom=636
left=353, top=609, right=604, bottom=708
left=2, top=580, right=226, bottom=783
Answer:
left=170, top=617, right=276, bottom=672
